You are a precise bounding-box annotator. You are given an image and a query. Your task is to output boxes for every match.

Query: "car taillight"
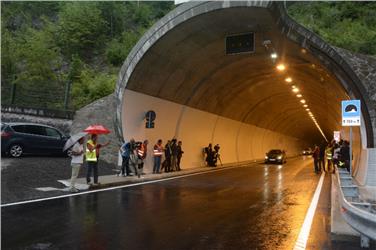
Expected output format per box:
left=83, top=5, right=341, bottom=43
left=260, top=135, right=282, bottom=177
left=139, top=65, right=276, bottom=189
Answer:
left=1, top=131, right=12, bottom=138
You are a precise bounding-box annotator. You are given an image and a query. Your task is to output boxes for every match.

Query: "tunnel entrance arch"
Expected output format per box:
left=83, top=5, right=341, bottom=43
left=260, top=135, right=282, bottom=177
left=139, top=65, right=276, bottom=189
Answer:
left=114, top=1, right=375, bottom=171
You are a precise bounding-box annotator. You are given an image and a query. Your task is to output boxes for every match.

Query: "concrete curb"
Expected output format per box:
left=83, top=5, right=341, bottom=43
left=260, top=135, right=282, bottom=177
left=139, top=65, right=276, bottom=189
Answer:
left=71, top=160, right=263, bottom=190
left=64, top=156, right=301, bottom=191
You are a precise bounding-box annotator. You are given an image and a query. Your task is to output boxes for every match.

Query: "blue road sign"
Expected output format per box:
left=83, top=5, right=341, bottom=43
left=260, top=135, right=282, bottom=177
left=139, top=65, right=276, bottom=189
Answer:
left=342, top=100, right=361, bottom=126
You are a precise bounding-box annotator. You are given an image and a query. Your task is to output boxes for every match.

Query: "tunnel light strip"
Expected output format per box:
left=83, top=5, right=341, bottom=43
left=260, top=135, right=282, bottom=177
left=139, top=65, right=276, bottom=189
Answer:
left=289, top=78, right=327, bottom=141
left=293, top=171, right=325, bottom=250
left=284, top=72, right=328, bottom=141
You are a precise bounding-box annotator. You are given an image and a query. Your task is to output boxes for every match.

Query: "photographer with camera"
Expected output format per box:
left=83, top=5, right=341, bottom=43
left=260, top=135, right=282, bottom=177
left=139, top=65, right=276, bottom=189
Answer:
left=129, top=138, right=140, bottom=177
left=137, top=140, right=149, bottom=178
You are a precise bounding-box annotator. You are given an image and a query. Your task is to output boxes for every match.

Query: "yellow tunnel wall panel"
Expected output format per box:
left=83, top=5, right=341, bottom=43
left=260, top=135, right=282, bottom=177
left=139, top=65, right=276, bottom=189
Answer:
left=122, top=89, right=306, bottom=173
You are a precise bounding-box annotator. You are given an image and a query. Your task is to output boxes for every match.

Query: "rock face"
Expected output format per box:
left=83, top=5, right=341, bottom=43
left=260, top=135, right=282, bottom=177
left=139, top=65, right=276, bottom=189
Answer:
left=334, top=47, right=376, bottom=106
left=71, top=93, right=120, bottom=164
left=1, top=112, right=72, bottom=135
left=334, top=47, right=376, bottom=145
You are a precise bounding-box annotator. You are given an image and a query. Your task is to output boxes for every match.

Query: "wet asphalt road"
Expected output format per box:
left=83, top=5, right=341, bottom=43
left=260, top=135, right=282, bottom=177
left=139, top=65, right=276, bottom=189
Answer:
left=2, top=157, right=322, bottom=250
left=1, top=156, right=116, bottom=204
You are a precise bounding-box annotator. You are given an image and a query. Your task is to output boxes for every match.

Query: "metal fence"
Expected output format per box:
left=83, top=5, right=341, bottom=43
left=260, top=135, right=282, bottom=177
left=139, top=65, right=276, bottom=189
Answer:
left=1, top=105, right=75, bottom=120
left=1, top=81, right=71, bottom=111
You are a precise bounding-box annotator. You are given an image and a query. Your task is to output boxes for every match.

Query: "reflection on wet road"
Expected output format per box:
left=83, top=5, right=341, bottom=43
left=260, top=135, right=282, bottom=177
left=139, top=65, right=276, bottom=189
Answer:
left=3, top=157, right=322, bottom=249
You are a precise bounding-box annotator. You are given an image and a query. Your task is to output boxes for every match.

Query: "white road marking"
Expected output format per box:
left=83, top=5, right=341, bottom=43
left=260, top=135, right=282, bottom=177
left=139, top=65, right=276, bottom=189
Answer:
left=57, top=180, right=90, bottom=190
left=293, top=171, right=325, bottom=250
left=1, top=164, right=252, bottom=207
left=35, top=187, right=63, bottom=192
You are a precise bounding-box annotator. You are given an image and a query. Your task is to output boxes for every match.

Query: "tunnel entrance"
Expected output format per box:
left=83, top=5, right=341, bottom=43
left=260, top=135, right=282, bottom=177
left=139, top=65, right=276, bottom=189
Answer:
left=115, top=1, right=374, bottom=171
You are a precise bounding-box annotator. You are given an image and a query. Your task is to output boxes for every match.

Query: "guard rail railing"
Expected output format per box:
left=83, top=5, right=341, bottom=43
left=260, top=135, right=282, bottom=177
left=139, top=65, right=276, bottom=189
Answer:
left=335, top=168, right=376, bottom=248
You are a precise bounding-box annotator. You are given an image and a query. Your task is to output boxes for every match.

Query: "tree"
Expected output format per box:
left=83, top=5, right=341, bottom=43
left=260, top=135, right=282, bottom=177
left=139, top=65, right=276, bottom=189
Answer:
left=71, top=67, right=116, bottom=109
left=57, top=2, right=107, bottom=59
left=288, top=2, right=376, bottom=55
left=106, top=31, right=142, bottom=66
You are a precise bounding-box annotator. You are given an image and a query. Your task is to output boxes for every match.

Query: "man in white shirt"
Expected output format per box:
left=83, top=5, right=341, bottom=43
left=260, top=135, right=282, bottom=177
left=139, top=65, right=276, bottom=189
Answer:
left=70, top=137, right=85, bottom=192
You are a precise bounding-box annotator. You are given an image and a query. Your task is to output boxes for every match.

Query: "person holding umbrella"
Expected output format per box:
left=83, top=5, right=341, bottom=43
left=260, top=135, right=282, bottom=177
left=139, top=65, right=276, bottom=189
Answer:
left=69, top=136, right=85, bottom=192
left=63, top=132, right=87, bottom=192
left=84, top=125, right=110, bottom=186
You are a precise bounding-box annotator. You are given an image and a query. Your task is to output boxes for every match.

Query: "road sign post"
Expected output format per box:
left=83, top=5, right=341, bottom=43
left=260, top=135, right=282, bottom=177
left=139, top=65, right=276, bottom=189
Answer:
left=341, top=100, right=361, bottom=176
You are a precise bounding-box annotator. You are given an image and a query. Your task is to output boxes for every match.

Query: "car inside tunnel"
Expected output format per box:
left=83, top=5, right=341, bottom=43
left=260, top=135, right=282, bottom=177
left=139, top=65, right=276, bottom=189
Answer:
left=115, top=2, right=371, bottom=172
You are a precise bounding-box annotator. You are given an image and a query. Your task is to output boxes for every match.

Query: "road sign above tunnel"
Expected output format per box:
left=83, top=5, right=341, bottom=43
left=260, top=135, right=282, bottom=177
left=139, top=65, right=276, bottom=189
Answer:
left=226, top=33, right=254, bottom=55
left=342, top=100, right=361, bottom=126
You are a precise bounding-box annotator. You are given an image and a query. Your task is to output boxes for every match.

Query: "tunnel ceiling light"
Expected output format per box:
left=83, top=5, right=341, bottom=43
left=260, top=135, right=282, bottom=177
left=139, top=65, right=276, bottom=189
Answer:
left=285, top=77, right=292, bottom=83
left=276, top=64, right=286, bottom=71
left=271, top=52, right=278, bottom=59
left=278, top=65, right=328, bottom=143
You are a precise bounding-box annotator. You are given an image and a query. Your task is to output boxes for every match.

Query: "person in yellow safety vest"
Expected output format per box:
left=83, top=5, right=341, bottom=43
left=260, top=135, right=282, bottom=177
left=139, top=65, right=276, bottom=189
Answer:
left=86, top=134, right=110, bottom=185
left=325, top=142, right=333, bottom=173
left=136, top=140, right=148, bottom=178
left=153, top=139, right=164, bottom=174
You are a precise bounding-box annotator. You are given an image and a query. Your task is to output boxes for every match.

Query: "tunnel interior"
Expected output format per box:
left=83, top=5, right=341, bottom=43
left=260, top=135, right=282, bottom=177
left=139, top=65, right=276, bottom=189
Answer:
left=127, top=7, right=352, bottom=143
left=118, top=4, right=365, bottom=170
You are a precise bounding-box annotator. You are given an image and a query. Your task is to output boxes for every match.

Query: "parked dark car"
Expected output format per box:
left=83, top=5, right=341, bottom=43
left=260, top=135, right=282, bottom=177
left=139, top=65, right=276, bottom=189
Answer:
left=1, top=122, right=70, bottom=158
left=264, top=149, right=286, bottom=164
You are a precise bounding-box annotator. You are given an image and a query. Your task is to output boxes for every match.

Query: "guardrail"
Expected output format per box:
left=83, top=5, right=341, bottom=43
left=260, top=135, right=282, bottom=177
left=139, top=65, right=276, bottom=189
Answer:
left=1, top=105, right=75, bottom=120
left=335, top=168, right=376, bottom=247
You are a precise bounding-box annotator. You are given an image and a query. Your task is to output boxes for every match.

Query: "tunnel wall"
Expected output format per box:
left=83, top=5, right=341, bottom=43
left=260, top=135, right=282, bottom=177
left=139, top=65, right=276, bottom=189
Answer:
left=115, top=1, right=375, bottom=150
left=122, top=90, right=306, bottom=173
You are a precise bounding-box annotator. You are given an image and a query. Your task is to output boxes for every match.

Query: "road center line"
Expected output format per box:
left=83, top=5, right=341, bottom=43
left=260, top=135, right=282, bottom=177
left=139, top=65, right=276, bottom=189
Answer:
left=294, top=171, right=325, bottom=250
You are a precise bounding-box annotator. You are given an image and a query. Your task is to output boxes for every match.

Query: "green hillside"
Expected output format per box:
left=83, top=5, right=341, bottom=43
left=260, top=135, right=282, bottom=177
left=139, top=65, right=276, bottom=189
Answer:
left=1, top=1, right=375, bottom=111
left=1, top=1, right=174, bottom=110
left=288, top=1, right=376, bottom=56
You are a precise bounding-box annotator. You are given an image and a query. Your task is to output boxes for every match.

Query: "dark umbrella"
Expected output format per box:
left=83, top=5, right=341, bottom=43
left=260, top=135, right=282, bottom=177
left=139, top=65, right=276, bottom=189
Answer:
left=63, top=132, right=87, bottom=152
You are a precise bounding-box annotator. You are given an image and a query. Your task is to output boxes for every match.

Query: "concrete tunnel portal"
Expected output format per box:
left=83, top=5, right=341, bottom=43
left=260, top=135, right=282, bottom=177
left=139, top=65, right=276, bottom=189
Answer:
left=114, top=1, right=374, bottom=171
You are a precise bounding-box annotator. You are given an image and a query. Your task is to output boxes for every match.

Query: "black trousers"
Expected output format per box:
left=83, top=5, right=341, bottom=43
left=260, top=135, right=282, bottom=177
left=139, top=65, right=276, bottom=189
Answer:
left=318, top=158, right=325, bottom=171
left=165, top=157, right=171, bottom=172
left=86, top=161, right=98, bottom=184
left=314, top=158, right=320, bottom=173
left=177, top=156, right=182, bottom=170
left=121, top=156, right=130, bottom=175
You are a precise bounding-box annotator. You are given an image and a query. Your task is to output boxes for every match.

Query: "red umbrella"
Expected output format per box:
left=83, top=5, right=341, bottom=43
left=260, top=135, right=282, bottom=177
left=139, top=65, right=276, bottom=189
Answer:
left=84, top=125, right=110, bottom=134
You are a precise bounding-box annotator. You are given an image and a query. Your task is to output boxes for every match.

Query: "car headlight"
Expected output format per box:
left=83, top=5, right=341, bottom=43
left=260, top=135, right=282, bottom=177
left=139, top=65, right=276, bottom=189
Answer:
left=277, top=156, right=282, bottom=159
